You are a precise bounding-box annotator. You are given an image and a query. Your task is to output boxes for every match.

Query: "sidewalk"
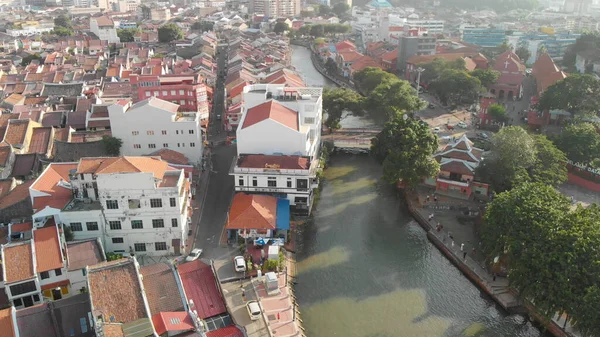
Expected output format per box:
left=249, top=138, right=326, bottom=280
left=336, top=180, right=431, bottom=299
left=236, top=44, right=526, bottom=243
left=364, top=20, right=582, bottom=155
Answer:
left=185, top=161, right=211, bottom=252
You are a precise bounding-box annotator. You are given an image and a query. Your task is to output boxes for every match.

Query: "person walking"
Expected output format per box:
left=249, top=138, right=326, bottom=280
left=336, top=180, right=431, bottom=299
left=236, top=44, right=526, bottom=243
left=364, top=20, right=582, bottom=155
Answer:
left=463, top=251, right=467, bottom=259
left=460, top=243, right=464, bottom=252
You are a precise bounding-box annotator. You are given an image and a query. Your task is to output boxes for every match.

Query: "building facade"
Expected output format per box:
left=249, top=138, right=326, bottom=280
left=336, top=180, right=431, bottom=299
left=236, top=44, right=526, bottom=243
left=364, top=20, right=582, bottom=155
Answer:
left=90, top=16, right=120, bottom=43
left=462, top=28, right=507, bottom=48
left=396, top=35, right=436, bottom=73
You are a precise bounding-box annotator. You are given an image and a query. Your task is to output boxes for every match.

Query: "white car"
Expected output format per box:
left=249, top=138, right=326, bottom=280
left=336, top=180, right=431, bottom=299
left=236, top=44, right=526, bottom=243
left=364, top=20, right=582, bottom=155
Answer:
left=246, top=301, right=261, bottom=321
left=457, top=121, right=468, bottom=128
left=432, top=127, right=440, bottom=134
left=185, top=248, right=203, bottom=262
left=234, top=256, right=246, bottom=273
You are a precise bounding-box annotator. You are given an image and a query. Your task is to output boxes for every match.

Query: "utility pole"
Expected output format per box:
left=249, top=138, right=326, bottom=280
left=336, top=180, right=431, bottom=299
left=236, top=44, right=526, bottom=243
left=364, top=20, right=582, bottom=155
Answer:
left=416, top=67, right=424, bottom=99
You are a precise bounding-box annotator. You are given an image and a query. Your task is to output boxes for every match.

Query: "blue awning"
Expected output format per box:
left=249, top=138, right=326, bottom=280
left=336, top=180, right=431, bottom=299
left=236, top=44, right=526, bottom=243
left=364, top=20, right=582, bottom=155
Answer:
left=276, top=199, right=290, bottom=230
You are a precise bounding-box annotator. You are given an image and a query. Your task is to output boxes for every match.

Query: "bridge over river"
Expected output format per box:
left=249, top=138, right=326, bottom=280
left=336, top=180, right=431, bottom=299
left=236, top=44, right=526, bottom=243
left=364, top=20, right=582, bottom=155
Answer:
left=322, top=128, right=382, bottom=151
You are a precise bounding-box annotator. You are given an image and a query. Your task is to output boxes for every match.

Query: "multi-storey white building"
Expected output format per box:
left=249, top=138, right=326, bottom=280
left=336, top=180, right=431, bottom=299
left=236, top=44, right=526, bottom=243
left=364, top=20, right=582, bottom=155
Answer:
left=231, top=84, right=322, bottom=215
left=29, top=157, right=192, bottom=257
left=90, top=16, right=120, bottom=43
left=108, top=98, right=204, bottom=166
left=250, top=0, right=301, bottom=17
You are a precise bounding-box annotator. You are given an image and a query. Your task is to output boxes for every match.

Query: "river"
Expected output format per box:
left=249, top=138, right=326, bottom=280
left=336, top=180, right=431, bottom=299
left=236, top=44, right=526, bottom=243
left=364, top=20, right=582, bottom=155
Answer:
left=291, top=46, right=543, bottom=337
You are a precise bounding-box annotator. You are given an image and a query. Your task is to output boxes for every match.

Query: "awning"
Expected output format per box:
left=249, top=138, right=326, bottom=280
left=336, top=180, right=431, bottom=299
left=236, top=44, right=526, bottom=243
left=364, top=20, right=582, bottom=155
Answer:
left=41, top=279, right=70, bottom=291
left=276, top=199, right=290, bottom=230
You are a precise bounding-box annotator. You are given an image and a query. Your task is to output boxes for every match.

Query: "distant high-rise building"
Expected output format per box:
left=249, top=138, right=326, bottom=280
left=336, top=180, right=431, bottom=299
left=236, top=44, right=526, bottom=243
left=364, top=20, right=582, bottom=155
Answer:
left=250, top=0, right=301, bottom=17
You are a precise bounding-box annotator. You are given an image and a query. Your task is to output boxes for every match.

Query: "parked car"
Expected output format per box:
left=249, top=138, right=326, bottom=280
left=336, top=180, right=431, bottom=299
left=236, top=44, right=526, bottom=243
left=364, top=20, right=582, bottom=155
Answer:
left=446, top=124, right=454, bottom=130
left=457, top=121, right=468, bottom=128
left=246, top=301, right=262, bottom=321
left=234, top=256, right=246, bottom=272
left=185, top=248, right=203, bottom=262
left=432, top=127, right=440, bottom=134
left=479, top=132, right=489, bottom=139
left=428, top=103, right=435, bottom=109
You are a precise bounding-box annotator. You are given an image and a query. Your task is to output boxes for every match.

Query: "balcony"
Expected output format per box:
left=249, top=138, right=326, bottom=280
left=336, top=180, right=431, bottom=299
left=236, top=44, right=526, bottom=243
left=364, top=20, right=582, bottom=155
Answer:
left=437, top=177, right=471, bottom=187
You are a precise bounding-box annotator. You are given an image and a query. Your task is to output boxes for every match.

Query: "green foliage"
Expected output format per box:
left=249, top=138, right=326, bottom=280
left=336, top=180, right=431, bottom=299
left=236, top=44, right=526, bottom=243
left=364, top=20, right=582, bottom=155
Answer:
left=419, top=58, right=467, bottom=84
left=191, top=20, right=213, bottom=32
left=476, top=127, right=567, bottom=191
left=318, top=4, right=331, bottom=15
left=353, top=67, right=397, bottom=95
left=429, top=69, right=482, bottom=106
left=273, top=21, right=289, bottom=34
left=324, top=58, right=338, bottom=75
left=562, top=32, right=600, bottom=71
left=101, top=136, right=123, bottom=156
left=553, top=122, right=600, bottom=164
left=368, top=79, right=427, bottom=120
left=264, top=260, right=279, bottom=271
left=106, top=252, right=123, bottom=261
left=158, top=23, right=184, bottom=43
left=21, top=53, right=42, bottom=66
left=54, top=14, right=72, bottom=29
left=310, top=24, right=324, bottom=37
left=438, top=0, right=538, bottom=13
left=278, top=251, right=285, bottom=269
left=537, top=74, right=600, bottom=116
left=117, top=28, right=139, bottom=42
left=53, top=26, right=74, bottom=37
left=515, top=45, right=531, bottom=62
left=487, top=103, right=507, bottom=122
left=322, top=88, right=364, bottom=129
left=470, top=68, right=500, bottom=88
left=297, top=24, right=349, bottom=38
left=371, top=115, right=439, bottom=185
left=63, top=225, right=74, bottom=242
left=332, top=2, right=350, bottom=16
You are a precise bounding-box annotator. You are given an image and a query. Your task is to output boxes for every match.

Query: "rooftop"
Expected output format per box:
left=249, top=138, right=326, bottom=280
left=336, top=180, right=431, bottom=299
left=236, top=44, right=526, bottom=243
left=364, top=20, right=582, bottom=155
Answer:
left=33, top=226, right=63, bottom=273
left=67, top=239, right=105, bottom=271
left=76, top=156, right=168, bottom=180
left=2, top=241, right=34, bottom=283
left=0, top=308, right=15, bottom=337
left=139, top=263, right=184, bottom=315
left=227, top=193, right=277, bottom=230
left=151, top=312, right=194, bottom=336
left=129, top=97, right=179, bottom=114
left=148, top=148, right=190, bottom=165
left=28, top=127, right=52, bottom=154
left=236, top=154, right=311, bottom=170
left=242, top=100, right=298, bottom=130
left=16, top=303, right=58, bottom=337
left=31, top=162, right=77, bottom=212
left=178, top=260, right=226, bottom=319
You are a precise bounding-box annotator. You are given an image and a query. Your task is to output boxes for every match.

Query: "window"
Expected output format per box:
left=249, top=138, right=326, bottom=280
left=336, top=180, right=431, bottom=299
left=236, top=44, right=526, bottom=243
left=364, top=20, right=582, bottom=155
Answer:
left=145, top=91, right=151, bottom=97
left=148, top=144, right=156, bottom=149
left=181, top=143, right=185, bottom=147
left=180, top=100, right=185, bottom=105
left=86, top=222, right=99, bottom=231
left=267, top=177, right=276, bottom=187
left=177, top=143, right=181, bottom=147
left=171, top=90, right=176, bottom=95
left=133, top=144, right=141, bottom=149
left=176, top=130, right=179, bottom=134
left=155, top=242, right=167, bottom=251
left=13, top=299, right=22, bottom=307
left=131, top=220, right=143, bottom=229
left=294, top=197, right=308, bottom=203
left=109, top=221, right=122, bottom=230
left=154, top=91, right=159, bottom=96
left=190, top=142, right=195, bottom=147
left=171, top=218, right=178, bottom=227
left=147, top=130, right=154, bottom=135
left=287, top=178, right=292, bottom=188
left=297, top=179, right=308, bottom=189
left=134, top=243, right=146, bottom=252
left=128, top=199, right=140, bottom=209
left=132, top=131, right=139, bottom=135
left=162, top=130, right=167, bottom=135
left=179, top=89, right=184, bottom=95
left=112, top=237, right=124, bottom=244
left=40, top=271, right=50, bottom=279
left=54, top=268, right=62, bottom=276
left=239, top=178, right=244, bottom=186
left=9, top=280, right=36, bottom=296
left=252, top=177, right=258, bottom=187
left=152, top=219, right=164, bottom=228
left=70, top=222, right=83, bottom=231
left=170, top=198, right=176, bottom=207
left=304, top=117, right=315, bottom=124
left=162, top=90, right=167, bottom=95
left=82, top=269, right=86, bottom=276
left=163, top=143, right=169, bottom=148
left=150, top=198, right=162, bottom=208
left=189, top=129, right=194, bottom=134
left=106, top=200, right=118, bottom=209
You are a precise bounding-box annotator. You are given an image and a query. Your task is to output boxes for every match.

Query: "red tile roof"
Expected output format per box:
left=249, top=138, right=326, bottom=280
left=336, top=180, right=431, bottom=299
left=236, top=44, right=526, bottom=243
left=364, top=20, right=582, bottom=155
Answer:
left=335, top=40, right=356, bottom=52
left=237, top=154, right=310, bottom=170
left=33, top=226, right=63, bottom=273
left=0, top=179, right=13, bottom=199
left=31, top=163, right=77, bottom=211
left=2, top=242, right=34, bottom=283
left=77, top=157, right=168, bottom=180
left=177, top=260, right=226, bottom=319
left=206, top=326, right=245, bottom=337
left=242, top=100, right=298, bottom=130
left=338, top=50, right=363, bottom=62
left=151, top=312, right=194, bottom=335
left=140, top=263, right=184, bottom=315
left=0, top=146, right=11, bottom=167
left=3, top=119, right=37, bottom=147
left=0, top=308, right=15, bottom=337
left=440, top=160, right=474, bottom=175
left=11, top=222, right=32, bottom=233
left=227, top=81, right=247, bottom=98
left=227, top=193, right=277, bottom=230
left=148, top=148, right=190, bottom=165
left=66, top=239, right=105, bottom=271
left=0, top=180, right=33, bottom=210
left=28, top=127, right=52, bottom=154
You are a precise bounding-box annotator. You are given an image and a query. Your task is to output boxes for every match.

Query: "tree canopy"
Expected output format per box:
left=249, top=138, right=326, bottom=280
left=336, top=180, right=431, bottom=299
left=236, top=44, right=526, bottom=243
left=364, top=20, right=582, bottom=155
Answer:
left=191, top=21, right=214, bottom=32
left=553, top=122, right=600, bottom=164
left=487, top=103, right=507, bottom=122
left=53, top=26, right=74, bottom=37
left=101, top=136, right=123, bottom=156
left=21, top=53, right=42, bottom=66
left=332, top=2, right=350, bottom=16
left=54, top=14, right=72, bottom=29
left=273, top=22, right=289, bottom=34
left=322, top=88, right=365, bottom=129
left=476, top=126, right=567, bottom=191
left=537, top=74, right=600, bottom=117
left=418, top=58, right=466, bottom=84
left=158, top=23, right=184, bottom=43
left=117, top=28, right=139, bottom=42
left=515, top=45, right=531, bottom=63
left=470, top=68, right=500, bottom=88
left=371, top=114, right=439, bottom=185
left=429, top=69, right=482, bottom=106
left=318, top=4, right=331, bottom=15
left=562, top=32, right=600, bottom=72
left=353, top=67, right=397, bottom=94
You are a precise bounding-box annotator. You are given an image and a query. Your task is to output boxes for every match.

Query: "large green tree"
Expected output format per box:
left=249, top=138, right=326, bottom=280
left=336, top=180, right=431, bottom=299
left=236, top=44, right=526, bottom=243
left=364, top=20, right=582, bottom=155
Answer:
left=419, top=58, right=466, bottom=84
left=371, top=115, right=439, bottom=185
left=158, top=23, right=184, bottom=43
left=54, top=14, right=72, bottom=29
left=531, top=134, right=568, bottom=187
left=537, top=74, right=600, bottom=117
left=367, top=79, right=426, bottom=120
left=515, top=45, right=531, bottom=63
left=53, top=26, right=74, bottom=37
left=117, top=28, right=139, bottom=42
left=322, top=88, right=364, bottom=129
left=353, top=67, right=397, bottom=94
left=191, top=21, right=214, bottom=32
left=332, top=2, right=350, bottom=16
left=470, top=68, right=500, bottom=88
left=553, top=122, right=600, bottom=164
left=310, top=24, right=325, bottom=37
left=487, top=103, right=507, bottom=122
left=273, top=22, right=289, bottom=34
left=429, top=69, right=482, bottom=106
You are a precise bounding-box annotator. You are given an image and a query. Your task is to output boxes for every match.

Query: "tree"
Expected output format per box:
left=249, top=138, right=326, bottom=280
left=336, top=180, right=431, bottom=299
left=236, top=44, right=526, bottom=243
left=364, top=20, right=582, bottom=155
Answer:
left=498, top=40, right=512, bottom=52
left=332, top=2, right=350, bottom=16
left=191, top=21, right=214, bottom=32
left=322, top=88, right=364, bottom=129
left=21, top=53, right=42, bottom=66
left=538, top=74, right=600, bottom=117
left=371, top=115, right=439, bottom=185
left=368, top=79, right=427, bottom=120
left=117, top=28, right=139, bottom=42
left=101, top=136, right=123, bottom=156
left=429, top=69, right=482, bottom=106
left=324, top=58, right=338, bottom=75
left=310, top=24, right=324, bottom=38
left=553, top=122, right=600, bottom=164
left=487, top=103, right=507, bottom=122
left=515, top=46, right=531, bottom=63
left=470, top=68, right=500, bottom=88
left=273, top=21, right=288, bottom=34
left=531, top=134, right=568, bottom=187
left=353, top=67, right=397, bottom=94
left=298, top=25, right=311, bottom=37
left=562, top=32, right=600, bottom=71
left=318, top=4, right=331, bottom=15
left=53, top=26, right=74, bottom=37
left=54, top=14, right=72, bottom=29
left=158, top=23, right=184, bottom=43
left=419, top=58, right=466, bottom=84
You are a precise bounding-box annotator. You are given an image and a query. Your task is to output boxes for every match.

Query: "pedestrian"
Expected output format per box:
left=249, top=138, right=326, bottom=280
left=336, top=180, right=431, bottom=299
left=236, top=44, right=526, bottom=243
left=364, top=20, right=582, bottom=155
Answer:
left=472, top=248, right=476, bottom=255
left=463, top=251, right=467, bottom=259
left=426, top=195, right=430, bottom=202
left=451, top=240, right=455, bottom=247
left=434, top=195, right=438, bottom=203
left=448, top=231, right=453, bottom=240
left=460, top=243, right=464, bottom=252
left=277, top=312, right=281, bottom=320
left=493, top=273, right=497, bottom=281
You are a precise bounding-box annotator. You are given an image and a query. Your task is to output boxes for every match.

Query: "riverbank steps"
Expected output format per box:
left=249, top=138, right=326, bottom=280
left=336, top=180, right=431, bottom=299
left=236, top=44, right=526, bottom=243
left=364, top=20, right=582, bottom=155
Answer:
left=404, top=188, right=572, bottom=337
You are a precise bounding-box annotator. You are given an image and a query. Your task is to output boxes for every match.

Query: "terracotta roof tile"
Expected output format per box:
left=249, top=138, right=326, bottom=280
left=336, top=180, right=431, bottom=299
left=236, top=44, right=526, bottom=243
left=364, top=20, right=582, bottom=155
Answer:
left=0, top=146, right=11, bottom=166
left=11, top=153, right=40, bottom=177
left=77, top=157, right=168, bottom=179
left=88, top=259, right=147, bottom=323
left=0, top=180, right=33, bottom=210
left=66, top=239, right=105, bottom=271
left=206, top=326, right=245, bottom=337
left=10, top=222, right=32, bottom=233
left=53, top=127, right=71, bottom=142
left=42, top=112, right=64, bottom=127
left=31, top=163, right=77, bottom=211
left=3, top=93, right=24, bottom=106
left=177, top=260, right=226, bottom=319
left=227, top=81, right=248, bottom=98
left=0, top=179, right=13, bottom=198
left=15, top=304, right=58, bottom=337
left=440, top=160, right=474, bottom=175
left=148, top=148, right=189, bottom=165
left=0, top=114, right=19, bottom=128
left=33, top=226, right=63, bottom=273
left=227, top=193, right=277, bottom=230
left=0, top=308, right=15, bottom=337
left=151, top=312, right=194, bottom=336
left=237, top=154, right=310, bottom=170
left=338, top=50, right=363, bottom=62
left=28, top=127, right=52, bottom=154
left=4, top=119, right=40, bottom=147
left=242, top=100, right=298, bottom=130
left=2, top=242, right=34, bottom=283
left=140, top=263, right=184, bottom=315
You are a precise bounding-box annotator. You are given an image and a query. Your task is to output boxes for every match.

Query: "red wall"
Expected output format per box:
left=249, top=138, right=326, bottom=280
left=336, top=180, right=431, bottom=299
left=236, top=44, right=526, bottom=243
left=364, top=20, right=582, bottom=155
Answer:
left=568, top=173, right=600, bottom=192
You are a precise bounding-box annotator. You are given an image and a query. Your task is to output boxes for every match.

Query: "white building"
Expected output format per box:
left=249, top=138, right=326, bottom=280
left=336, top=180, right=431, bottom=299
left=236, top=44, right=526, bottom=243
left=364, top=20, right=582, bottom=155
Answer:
left=6, top=22, right=54, bottom=37
left=29, top=157, right=192, bottom=257
left=250, top=0, right=301, bottom=17
left=108, top=98, right=204, bottom=166
left=231, top=84, right=323, bottom=215
left=90, top=16, right=120, bottom=43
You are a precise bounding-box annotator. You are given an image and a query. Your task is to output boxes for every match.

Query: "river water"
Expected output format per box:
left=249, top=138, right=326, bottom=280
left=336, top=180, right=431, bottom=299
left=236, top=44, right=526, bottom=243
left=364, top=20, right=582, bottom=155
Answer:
left=291, top=46, right=543, bottom=337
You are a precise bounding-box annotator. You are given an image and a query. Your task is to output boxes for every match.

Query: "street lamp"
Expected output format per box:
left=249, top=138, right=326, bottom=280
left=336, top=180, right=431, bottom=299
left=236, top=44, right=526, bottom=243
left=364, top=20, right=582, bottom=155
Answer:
left=415, top=67, right=425, bottom=99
